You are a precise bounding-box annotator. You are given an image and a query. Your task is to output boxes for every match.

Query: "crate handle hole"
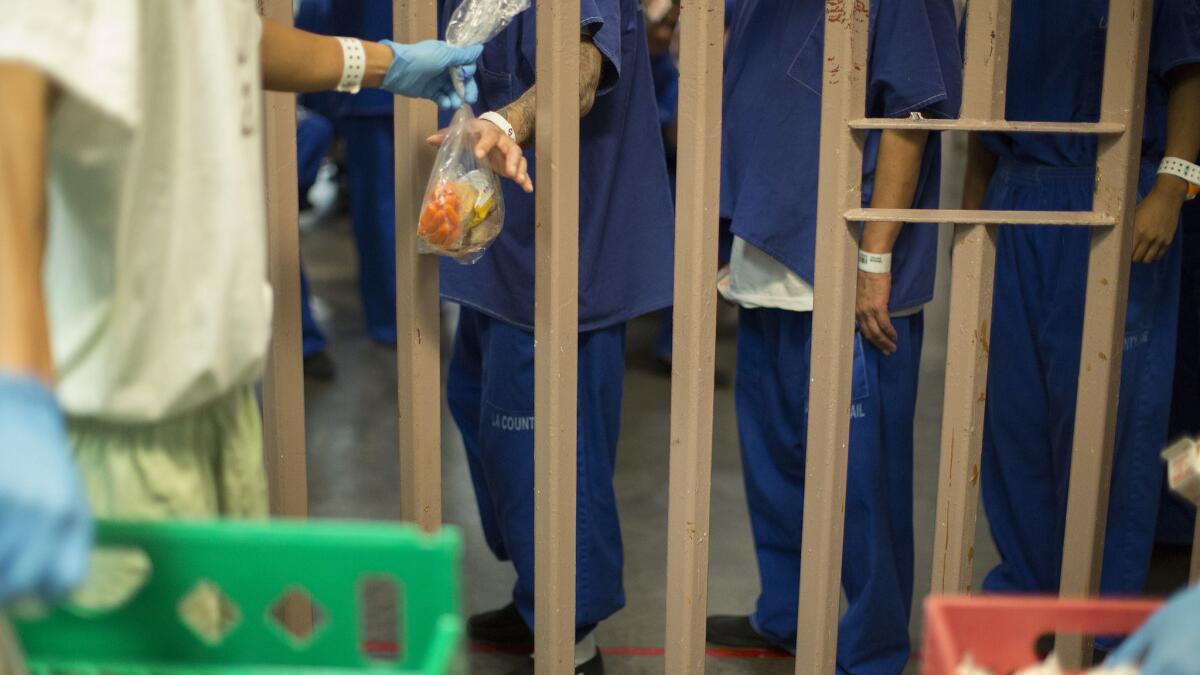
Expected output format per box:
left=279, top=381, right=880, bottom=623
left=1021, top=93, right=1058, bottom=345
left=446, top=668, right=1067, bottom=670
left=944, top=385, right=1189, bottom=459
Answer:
left=178, top=579, right=242, bottom=646
left=269, top=586, right=327, bottom=648
left=358, top=574, right=404, bottom=662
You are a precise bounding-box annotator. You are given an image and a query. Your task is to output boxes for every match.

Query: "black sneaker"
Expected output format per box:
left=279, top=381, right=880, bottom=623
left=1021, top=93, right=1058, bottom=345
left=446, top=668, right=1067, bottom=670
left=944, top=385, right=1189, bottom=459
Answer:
left=468, top=603, right=533, bottom=646
left=705, top=615, right=776, bottom=650
left=505, top=651, right=604, bottom=675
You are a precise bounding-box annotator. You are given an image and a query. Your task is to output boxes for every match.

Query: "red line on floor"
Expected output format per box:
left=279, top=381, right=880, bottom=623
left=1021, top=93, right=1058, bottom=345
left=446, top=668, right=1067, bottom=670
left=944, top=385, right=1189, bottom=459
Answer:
left=467, top=642, right=791, bottom=660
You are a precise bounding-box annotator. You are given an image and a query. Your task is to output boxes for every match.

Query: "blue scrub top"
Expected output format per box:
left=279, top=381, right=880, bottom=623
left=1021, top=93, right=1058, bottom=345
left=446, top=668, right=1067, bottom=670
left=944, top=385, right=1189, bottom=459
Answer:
left=720, top=0, right=962, bottom=313
left=437, top=0, right=676, bottom=332
left=977, top=0, right=1200, bottom=168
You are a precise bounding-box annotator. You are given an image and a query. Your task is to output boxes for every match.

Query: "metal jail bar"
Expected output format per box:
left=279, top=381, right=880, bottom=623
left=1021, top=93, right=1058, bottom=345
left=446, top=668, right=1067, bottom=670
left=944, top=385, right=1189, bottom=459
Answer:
left=1058, top=0, right=1155, bottom=665
left=394, top=0, right=443, bottom=534
left=260, top=0, right=309, bottom=522
left=662, top=0, right=725, bottom=672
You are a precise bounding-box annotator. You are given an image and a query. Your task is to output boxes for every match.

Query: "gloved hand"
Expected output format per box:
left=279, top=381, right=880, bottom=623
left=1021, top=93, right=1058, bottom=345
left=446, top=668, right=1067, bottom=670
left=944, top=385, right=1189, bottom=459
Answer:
left=1106, top=585, right=1200, bottom=675
left=379, top=40, right=483, bottom=110
left=0, top=374, right=92, bottom=605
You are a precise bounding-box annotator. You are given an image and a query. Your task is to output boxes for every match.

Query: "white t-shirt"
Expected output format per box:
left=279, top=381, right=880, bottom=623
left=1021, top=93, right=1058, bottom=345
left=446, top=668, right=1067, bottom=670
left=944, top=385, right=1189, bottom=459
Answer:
left=0, top=0, right=273, bottom=422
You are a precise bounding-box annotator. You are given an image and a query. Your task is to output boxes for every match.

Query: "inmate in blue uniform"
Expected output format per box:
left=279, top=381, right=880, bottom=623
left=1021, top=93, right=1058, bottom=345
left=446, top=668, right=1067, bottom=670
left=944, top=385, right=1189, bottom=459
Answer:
left=439, top=0, right=674, bottom=634
left=296, top=107, right=335, bottom=358
left=977, top=0, right=1200, bottom=605
left=297, top=0, right=399, bottom=346
left=719, top=1, right=960, bottom=672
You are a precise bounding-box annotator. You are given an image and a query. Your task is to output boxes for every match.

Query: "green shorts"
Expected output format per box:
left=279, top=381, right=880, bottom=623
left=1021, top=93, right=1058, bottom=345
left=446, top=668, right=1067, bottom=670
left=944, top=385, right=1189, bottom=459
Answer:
left=69, top=384, right=269, bottom=610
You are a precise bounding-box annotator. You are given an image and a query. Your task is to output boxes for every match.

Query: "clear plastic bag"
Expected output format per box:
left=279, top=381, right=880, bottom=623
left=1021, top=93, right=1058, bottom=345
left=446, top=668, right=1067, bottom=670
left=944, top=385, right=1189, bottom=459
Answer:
left=417, top=0, right=531, bottom=263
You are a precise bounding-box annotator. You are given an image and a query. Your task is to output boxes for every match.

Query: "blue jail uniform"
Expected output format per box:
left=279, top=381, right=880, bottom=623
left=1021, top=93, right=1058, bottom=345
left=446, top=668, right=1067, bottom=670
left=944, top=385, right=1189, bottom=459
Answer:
left=1157, top=200, right=1200, bottom=545
left=447, top=308, right=627, bottom=636
left=297, top=0, right=399, bottom=345
left=438, top=0, right=674, bottom=633
left=976, top=0, right=1200, bottom=601
left=719, top=1, right=960, bottom=672
left=737, top=310, right=924, bottom=674
left=297, top=109, right=335, bottom=359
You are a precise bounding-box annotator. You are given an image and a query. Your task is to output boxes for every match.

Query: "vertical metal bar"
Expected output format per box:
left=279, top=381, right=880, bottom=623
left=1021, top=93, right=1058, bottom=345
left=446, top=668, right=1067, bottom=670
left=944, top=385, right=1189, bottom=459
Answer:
left=260, top=0, right=309, bottom=520
left=663, top=0, right=725, bottom=671
left=534, top=0, right=580, bottom=670
left=394, top=0, right=443, bottom=532
left=929, top=225, right=997, bottom=595
left=794, top=2, right=869, bottom=673
left=1192, top=518, right=1200, bottom=583
left=928, top=0, right=1009, bottom=596
left=1058, top=0, right=1153, bottom=666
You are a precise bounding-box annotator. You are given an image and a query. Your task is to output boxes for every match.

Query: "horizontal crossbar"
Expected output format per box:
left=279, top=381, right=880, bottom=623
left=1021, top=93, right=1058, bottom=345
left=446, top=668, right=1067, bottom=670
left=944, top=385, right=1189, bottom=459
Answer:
left=847, top=118, right=1126, bottom=135
left=845, top=208, right=1117, bottom=226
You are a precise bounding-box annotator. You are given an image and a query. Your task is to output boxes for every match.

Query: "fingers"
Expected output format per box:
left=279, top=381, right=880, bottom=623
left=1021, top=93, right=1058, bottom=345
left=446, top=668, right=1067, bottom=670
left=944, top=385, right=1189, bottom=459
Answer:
left=464, top=74, right=480, bottom=105
left=878, top=313, right=899, bottom=345
left=1104, top=625, right=1151, bottom=668
left=1132, top=235, right=1151, bottom=263
left=435, top=91, right=453, bottom=110
left=858, top=309, right=898, bottom=355
left=473, top=128, right=500, bottom=161
left=426, top=130, right=448, bottom=147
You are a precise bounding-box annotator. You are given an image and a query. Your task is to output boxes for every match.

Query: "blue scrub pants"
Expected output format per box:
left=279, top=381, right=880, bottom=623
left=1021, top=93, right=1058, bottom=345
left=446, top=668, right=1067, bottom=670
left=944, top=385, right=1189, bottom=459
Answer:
left=296, top=112, right=334, bottom=358
left=737, top=307, right=923, bottom=675
left=981, top=160, right=1181, bottom=597
left=446, top=308, right=627, bottom=635
left=342, top=116, right=398, bottom=345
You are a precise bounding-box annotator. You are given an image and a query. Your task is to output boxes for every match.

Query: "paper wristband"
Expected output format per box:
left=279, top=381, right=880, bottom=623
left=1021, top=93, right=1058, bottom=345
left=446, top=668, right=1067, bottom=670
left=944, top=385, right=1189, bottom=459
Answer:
left=479, top=112, right=517, bottom=142
left=858, top=250, right=892, bottom=274
left=1158, top=157, right=1200, bottom=201
left=336, top=37, right=366, bottom=94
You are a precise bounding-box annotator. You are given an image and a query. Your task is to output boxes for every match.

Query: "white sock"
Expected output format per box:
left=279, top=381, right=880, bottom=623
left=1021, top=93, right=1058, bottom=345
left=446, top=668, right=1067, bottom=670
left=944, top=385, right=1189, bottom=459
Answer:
left=575, top=634, right=597, bottom=667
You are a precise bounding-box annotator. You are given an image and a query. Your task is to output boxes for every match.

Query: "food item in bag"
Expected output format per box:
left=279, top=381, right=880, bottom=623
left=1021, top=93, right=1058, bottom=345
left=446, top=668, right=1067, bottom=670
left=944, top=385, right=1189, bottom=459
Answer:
left=418, top=166, right=503, bottom=260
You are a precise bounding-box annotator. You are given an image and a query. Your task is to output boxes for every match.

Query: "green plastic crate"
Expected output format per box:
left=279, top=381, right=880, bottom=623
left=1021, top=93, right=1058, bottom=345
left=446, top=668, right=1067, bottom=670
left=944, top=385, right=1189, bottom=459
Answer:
left=13, top=519, right=463, bottom=674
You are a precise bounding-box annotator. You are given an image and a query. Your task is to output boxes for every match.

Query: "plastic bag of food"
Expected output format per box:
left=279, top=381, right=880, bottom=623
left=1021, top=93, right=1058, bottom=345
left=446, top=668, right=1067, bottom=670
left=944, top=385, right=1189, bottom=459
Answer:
left=417, top=0, right=531, bottom=263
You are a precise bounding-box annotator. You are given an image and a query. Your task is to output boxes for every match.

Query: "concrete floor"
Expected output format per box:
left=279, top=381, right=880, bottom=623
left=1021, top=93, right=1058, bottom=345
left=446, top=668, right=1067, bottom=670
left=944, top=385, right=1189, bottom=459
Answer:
left=297, top=134, right=1190, bottom=673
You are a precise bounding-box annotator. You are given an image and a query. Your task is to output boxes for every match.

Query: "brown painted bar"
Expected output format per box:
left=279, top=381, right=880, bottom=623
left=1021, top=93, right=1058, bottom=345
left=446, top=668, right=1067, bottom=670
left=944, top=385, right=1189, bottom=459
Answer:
left=260, top=0, right=309, bottom=520
left=394, top=0, right=443, bottom=532
left=1057, top=0, right=1153, bottom=666
left=845, top=208, right=1116, bottom=226
left=662, top=0, right=725, bottom=670
left=928, top=0, right=1009, bottom=596
left=1192, top=520, right=1200, bottom=583
left=794, top=2, right=869, bottom=672
left=534, top=0, right=581, bottom=670
left=848, top=119, right=1124, bottom=134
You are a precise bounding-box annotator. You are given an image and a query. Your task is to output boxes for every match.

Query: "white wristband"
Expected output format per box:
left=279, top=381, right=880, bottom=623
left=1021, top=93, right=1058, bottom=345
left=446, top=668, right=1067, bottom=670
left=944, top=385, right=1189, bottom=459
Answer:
left=1158, top=157, right=1200, bottom=200
left=858, top=250, right=892, bottom=274
left=336, top=37, right=366, bottom=94
left=479, top=111, right=516, bottom=142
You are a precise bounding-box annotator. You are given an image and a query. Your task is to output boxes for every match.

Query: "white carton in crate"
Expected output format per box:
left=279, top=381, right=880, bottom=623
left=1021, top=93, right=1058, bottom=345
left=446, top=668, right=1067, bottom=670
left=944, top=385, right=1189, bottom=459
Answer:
left=1161, top=437, right=1200, bottom=506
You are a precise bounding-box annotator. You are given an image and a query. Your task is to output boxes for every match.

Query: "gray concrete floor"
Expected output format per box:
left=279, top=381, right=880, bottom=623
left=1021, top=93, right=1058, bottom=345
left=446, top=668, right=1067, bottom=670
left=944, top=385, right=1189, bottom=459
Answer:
left=297, top=134, right=1189, bottom=673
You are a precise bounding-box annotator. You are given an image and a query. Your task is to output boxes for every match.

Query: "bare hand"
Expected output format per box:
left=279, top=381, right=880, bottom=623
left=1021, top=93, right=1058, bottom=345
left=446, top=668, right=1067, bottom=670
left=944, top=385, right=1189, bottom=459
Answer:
left=428, top=118, right=533, bottom=193
left=1131, top=185, right=1183, bottom=264
left=856, top=269, right=898, bottom=355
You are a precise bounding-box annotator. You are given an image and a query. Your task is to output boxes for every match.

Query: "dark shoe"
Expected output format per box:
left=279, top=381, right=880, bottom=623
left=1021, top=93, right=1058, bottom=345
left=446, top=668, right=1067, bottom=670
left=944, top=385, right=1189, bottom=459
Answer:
left=706, top=614, right=776, bottom=649
left=468, top=603, right=533, bottom=646
left=505, top=651, right=604, bottom=675
left=303, top=352, right=336, bottom=381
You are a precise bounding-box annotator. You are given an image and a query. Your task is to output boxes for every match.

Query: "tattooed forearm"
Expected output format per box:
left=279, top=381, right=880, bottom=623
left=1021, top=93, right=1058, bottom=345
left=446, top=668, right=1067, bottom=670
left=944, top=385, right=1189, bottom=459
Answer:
left=497, top=36, right=605, bottom=148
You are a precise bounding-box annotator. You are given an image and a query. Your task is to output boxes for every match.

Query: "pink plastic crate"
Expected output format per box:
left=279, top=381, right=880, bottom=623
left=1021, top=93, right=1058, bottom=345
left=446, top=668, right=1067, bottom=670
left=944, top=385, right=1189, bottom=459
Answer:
left=922, top=596, right=1162, bottom=675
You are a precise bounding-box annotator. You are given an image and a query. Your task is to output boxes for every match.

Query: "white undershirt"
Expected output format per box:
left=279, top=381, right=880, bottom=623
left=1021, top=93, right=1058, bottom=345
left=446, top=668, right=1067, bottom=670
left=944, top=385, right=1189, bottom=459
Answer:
left=719, top=236, right=924, bottom=317
left=1, top=0, right=273, bottom=422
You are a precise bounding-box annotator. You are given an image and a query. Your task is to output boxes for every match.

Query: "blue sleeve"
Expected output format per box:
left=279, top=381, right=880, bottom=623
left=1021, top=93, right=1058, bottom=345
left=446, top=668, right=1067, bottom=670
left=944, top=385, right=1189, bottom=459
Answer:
left=1150, top=0, right=1200, bottom=79
left=581, top=0, right=623, bottom=95
left=867, top=0, right=962, bottom=119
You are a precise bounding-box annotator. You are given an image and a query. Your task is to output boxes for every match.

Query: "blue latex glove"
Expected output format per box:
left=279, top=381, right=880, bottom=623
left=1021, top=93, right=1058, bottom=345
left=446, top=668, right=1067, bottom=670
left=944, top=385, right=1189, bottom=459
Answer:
left=0, top=374, right=92, bottom=605
left=1106, top=585, right=1200, bottom=675
left=379, top=40, right=483, bottom=110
